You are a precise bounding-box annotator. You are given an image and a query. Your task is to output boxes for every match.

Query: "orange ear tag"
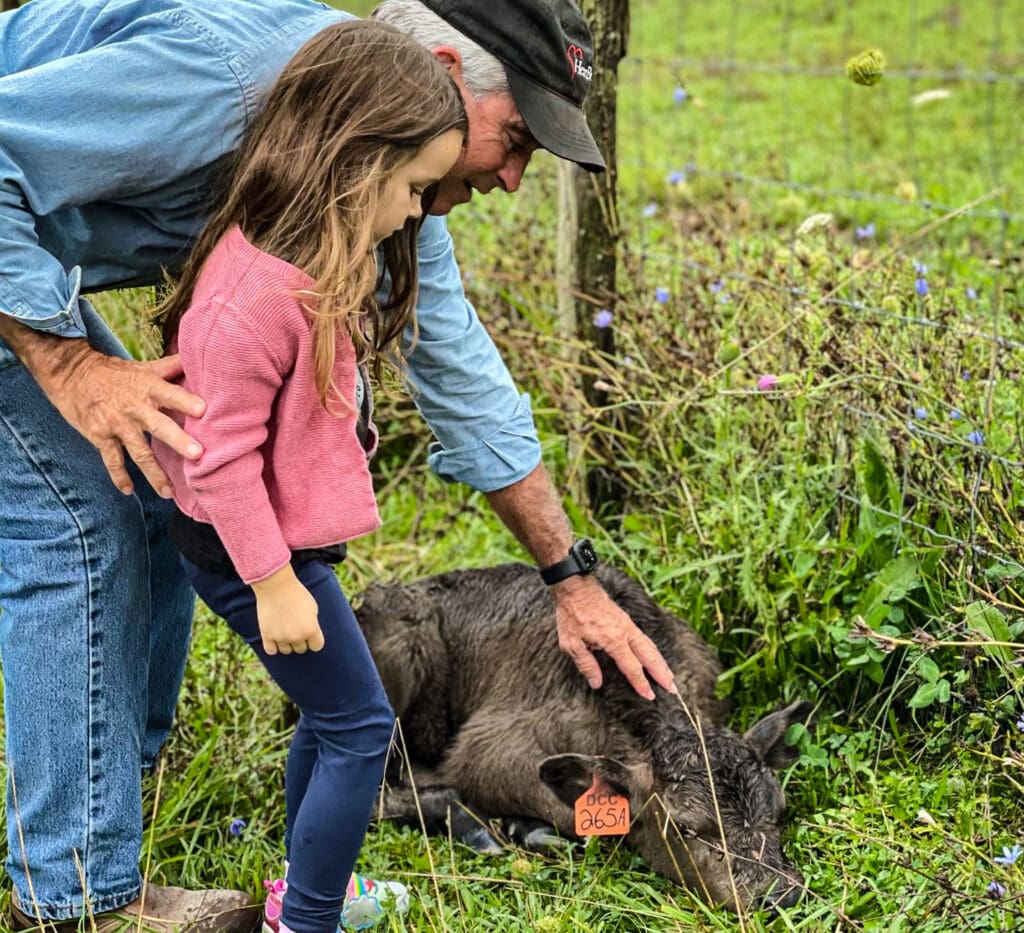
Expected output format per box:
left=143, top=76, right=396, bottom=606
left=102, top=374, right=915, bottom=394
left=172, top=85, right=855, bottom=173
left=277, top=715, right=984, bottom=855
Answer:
left=573, top=777, right=630, bottom=836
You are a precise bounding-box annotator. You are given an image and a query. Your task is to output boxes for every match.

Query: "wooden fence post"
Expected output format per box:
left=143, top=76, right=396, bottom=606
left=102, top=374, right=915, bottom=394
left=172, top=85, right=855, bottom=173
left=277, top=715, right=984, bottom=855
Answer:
left=556, top=0, right=629, bottom=517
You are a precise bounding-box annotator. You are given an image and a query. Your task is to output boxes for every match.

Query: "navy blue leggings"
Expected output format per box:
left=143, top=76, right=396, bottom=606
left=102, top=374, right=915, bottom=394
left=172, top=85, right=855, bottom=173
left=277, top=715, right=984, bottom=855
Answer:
left=183, top=557, right=395, bottom=933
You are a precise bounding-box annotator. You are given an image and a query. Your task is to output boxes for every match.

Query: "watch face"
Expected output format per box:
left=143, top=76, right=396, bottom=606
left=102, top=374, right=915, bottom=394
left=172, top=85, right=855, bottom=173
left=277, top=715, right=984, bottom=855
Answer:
left=576, top=540, right=598, bottom=568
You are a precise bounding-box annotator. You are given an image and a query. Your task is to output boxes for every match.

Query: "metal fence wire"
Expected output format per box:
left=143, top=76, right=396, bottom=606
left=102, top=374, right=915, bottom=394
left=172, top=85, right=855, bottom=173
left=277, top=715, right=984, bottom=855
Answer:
left=607, top=0, right=1024, bottom=581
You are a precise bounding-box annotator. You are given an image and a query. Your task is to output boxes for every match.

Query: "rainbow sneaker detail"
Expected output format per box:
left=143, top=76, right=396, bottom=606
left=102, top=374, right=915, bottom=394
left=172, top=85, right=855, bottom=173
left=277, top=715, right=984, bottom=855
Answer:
left=262, top=873, right=409, bottom=932
left=340, top=873, right=410, bottom=930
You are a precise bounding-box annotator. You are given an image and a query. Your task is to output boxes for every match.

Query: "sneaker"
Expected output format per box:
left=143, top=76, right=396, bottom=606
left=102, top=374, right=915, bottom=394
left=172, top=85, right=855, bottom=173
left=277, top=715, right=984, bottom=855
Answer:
left=262, top=878, right=287, bottom=933
left=339, top=874, right=409, bottom=931
left=262, top=873, right=409, bottom=933
left=10, top=883, right=259, bottom=932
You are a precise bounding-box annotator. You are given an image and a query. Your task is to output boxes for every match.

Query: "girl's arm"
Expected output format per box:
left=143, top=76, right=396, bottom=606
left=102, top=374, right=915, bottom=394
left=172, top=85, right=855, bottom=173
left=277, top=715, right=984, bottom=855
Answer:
left=177, top=300, right=324, bottom=653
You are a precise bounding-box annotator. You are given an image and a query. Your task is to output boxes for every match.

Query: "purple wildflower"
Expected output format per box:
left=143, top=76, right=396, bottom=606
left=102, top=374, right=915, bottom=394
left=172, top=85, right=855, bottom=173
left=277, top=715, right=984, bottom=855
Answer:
left=966, top=286, right=978, bottom=301
left=913, top=407, right=927, bottom=420
left=855, top=222, right=876, bottom=239
left=642, top=201, right=659, bottom=218
left=950, top=409, right=962, bottom=421
left=654, top=287, right=670, bottom=304
left=995, top=845, right=1023, bottom=866
left=709, top=279, right=725, bottom=294
left=593, top=308, right=613, bottom=328
left=673, top=86, right=688, bottom=104
left=988, top=880, right=1006, bottom=899
left=757, top=374, right=779, bottom=391
left=968, top=430, right=985, bottom=445
left=1016, top=712, right=1024, bottom=732
left=915, top=277, right=929, bottom=297
left=913, top=260, right=928, bottom=275
left=667, top=169, right=685, bottom=185
left=229, top=819, right=247, bottom=837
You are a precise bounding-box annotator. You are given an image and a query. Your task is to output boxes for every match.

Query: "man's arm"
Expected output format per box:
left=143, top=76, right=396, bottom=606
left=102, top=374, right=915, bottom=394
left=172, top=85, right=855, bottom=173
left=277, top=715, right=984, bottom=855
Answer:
left=0, top=8, right=262, bottom=495
left=406, top=217, right=675, bottom=698
left=0, top=314, right=204, bottom=497
left=485, top=462, right=677, bottom=700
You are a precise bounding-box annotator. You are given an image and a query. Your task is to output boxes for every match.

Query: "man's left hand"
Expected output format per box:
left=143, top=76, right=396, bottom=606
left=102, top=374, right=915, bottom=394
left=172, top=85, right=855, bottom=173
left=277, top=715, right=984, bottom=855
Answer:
left=551, top=575, right=677, bottom=700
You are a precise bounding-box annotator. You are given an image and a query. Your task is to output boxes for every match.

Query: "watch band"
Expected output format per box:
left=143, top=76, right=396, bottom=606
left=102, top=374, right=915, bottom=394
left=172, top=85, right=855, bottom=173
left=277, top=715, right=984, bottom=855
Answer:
left=539, top=539, right=599, bottom=585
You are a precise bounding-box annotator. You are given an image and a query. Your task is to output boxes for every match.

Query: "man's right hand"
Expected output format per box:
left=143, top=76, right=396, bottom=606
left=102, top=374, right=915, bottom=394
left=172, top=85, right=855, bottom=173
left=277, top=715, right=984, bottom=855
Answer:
left=0, top=316, right=206, bottom=498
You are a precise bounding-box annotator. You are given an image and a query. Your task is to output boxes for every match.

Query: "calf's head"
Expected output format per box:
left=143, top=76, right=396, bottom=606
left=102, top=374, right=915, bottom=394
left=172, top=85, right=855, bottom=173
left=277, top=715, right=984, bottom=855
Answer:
left=540, top=700, right=813, bottom=912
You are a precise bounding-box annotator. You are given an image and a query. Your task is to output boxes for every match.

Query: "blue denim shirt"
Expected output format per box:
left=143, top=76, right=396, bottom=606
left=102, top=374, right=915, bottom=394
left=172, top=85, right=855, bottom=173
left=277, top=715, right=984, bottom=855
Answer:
left=0, top=0, right=540, bottom=492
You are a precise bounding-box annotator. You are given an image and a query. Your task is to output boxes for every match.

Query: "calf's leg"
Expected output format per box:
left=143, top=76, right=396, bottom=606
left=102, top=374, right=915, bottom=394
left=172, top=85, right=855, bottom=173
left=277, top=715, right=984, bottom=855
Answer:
left=374, top=781, right=503, bottom=855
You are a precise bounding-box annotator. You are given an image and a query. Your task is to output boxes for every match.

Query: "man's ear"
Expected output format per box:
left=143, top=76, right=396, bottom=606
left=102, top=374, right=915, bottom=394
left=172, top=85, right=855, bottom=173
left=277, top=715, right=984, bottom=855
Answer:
left=430, top=45, right=463, bottom=79
left=539, top=754, right=634, bottom=808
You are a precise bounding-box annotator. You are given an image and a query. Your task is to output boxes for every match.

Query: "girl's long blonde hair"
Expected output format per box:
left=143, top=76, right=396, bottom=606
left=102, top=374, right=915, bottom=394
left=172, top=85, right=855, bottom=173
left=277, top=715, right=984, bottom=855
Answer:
left=156, top=19, right=467, bottom=406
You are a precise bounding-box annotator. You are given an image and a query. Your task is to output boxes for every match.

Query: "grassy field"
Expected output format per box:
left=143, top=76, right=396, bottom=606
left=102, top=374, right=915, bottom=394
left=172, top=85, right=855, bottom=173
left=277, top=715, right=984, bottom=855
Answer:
left=2, top=0, right=1023, bottom=930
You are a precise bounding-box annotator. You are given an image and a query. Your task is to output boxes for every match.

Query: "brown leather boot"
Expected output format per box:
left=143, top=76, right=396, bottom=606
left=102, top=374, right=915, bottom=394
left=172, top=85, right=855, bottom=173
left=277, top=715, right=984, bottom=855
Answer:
left=10, top=883, right=260, bottom=932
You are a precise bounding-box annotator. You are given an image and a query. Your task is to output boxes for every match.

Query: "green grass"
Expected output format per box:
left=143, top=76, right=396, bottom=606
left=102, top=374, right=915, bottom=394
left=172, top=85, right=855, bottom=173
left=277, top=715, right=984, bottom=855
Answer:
left=3, top=0, right=1023, bottom=930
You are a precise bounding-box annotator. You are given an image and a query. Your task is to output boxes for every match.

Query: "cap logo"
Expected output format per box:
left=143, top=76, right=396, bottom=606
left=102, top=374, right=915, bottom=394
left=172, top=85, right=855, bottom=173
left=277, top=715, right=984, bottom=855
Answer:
left=566, top=44, right=593, bottom=82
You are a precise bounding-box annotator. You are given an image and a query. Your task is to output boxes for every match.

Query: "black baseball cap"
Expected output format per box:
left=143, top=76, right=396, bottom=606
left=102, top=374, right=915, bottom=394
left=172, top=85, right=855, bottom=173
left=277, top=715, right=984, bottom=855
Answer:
left=420, top=0, right=606, bottom=172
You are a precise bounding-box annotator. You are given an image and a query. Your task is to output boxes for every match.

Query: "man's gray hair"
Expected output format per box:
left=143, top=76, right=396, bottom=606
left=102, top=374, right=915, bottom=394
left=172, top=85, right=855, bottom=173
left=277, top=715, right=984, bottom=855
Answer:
left=373, top=0, right=510, bottom=98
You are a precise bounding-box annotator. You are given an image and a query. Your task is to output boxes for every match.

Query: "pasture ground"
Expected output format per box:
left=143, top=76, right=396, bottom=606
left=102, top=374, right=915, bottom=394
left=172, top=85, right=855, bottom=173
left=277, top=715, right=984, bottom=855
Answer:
left=2, top=0, right=1022, bottom=930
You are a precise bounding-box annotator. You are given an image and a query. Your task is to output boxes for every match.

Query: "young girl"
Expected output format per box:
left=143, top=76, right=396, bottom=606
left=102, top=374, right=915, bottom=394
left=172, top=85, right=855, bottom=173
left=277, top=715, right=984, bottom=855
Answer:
left=152, top=20, right=467, bottom=933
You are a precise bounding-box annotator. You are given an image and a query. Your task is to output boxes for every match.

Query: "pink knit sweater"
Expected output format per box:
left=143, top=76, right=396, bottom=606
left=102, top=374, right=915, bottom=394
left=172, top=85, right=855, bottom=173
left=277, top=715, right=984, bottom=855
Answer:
left=153, top=226, right=381, bottom=583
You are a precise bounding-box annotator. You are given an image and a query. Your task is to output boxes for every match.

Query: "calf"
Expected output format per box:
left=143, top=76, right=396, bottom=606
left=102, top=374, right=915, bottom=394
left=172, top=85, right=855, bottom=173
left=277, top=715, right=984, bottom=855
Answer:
left=355, top=563, right=812, bottom=911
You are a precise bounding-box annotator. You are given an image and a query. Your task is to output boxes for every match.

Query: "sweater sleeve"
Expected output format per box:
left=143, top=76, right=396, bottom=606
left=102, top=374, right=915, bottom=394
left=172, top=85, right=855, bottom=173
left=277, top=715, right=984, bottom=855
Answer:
left=178, top=300, right=292, bottom=583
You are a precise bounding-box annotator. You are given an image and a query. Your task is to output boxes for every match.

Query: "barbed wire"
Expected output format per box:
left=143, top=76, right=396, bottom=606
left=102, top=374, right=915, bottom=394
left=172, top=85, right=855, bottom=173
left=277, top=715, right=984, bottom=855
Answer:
left=634, top=246, right=1024, bottom=350
left=625, top=57, right=1024, bottom=86
left=623, top=163, right=1024, bottom=223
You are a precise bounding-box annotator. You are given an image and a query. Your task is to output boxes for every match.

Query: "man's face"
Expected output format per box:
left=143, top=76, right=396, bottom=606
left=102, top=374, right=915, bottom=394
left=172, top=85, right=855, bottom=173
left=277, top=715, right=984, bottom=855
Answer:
left=429, top=51, right=539, bottom=215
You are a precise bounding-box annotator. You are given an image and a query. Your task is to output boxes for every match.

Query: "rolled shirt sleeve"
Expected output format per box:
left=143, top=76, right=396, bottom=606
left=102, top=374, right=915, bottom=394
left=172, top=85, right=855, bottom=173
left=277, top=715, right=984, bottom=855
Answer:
left=403, top=215, right=542, bottom=492
left=0, top=0, right=344, bottom=368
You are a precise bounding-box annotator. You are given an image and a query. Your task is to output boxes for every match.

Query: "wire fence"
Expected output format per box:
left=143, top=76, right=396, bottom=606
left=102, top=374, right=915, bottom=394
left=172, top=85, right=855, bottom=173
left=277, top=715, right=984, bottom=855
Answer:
left=595, top=0, right=1024, bottom=583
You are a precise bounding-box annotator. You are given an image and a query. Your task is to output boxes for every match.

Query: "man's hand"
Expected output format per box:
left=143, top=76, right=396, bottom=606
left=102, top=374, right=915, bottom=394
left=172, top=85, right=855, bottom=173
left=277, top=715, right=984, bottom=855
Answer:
left=551, top=575, right=677, bottom=700
left=485, top=463, right=678, bottom=700
left=0, top=319, right=205, bottom=497
left=251, top=563, right=325, bottom=656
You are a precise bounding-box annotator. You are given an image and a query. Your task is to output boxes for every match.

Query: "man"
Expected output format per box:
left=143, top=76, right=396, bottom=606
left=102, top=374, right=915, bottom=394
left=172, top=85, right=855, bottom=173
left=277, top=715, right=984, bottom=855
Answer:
left=0, top=0, right=675, bottom=929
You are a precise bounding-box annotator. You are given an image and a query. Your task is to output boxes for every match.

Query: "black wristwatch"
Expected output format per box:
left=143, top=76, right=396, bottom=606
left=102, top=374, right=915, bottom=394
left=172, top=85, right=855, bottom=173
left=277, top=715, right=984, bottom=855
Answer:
left=539, top=539, right=599, bottom=585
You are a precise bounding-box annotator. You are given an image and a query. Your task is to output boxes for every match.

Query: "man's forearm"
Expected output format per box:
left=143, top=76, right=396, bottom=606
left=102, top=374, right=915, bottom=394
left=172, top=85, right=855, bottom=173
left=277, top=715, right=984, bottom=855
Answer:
left=484, top=462, right=576, bottom=568
left=0, top=314, right=92, bottom=385
left=486, top=460, right=674, bottom=698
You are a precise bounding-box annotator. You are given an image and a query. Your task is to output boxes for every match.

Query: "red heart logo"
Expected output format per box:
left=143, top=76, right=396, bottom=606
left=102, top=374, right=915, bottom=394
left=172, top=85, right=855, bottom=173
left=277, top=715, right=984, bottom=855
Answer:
left=566, top=44, right=584, bottom=76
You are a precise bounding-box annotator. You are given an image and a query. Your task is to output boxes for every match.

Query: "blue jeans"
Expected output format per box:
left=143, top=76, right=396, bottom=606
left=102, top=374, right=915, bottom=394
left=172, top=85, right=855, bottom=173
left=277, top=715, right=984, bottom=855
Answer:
left=0, top=305, right=196, bottom=919
left=182, top=557, right=394, bottom=933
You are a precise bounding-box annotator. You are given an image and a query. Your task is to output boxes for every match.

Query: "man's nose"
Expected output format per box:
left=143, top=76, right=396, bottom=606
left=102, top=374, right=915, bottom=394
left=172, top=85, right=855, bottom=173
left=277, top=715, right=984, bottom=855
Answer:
left=496, top=150, right=532, bottom=193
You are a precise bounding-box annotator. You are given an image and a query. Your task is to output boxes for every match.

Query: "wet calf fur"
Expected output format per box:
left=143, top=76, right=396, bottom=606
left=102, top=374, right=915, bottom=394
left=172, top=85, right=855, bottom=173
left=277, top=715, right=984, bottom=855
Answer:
left=356, top=563, right=812, bottom=911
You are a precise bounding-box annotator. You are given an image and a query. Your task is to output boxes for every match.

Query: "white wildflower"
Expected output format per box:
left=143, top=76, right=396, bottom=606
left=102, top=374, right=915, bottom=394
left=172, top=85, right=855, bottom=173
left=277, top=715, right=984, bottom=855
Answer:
left=796, top=212, right=834, bottom=237
left=911, top=88, right=952, bottom=107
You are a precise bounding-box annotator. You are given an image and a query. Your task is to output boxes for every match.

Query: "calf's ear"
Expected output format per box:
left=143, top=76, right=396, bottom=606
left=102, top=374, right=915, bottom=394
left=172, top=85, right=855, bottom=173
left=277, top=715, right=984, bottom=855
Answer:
left=539, top=754, right=633, bottom=808
left=742, top=699, right=816, bottom=769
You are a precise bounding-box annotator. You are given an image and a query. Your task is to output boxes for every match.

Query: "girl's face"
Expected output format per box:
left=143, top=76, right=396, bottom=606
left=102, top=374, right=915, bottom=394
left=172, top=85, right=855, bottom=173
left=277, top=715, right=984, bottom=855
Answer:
left=372, top=129, right=465, bottom=244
